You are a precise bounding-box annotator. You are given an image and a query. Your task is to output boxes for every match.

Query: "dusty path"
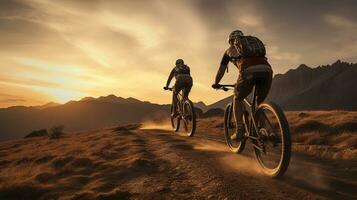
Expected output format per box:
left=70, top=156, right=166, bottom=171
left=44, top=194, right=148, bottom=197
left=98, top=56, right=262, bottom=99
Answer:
left=135, top=127, right=356, bottom=200
left=0, top=124, right=356, bottom=199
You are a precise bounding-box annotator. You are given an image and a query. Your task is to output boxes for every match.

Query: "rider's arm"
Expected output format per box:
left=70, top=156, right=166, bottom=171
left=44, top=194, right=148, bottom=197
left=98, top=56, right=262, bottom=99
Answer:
left=166, top=68, right=175, bottom=87
left=214, top=53, right=230, bottom=84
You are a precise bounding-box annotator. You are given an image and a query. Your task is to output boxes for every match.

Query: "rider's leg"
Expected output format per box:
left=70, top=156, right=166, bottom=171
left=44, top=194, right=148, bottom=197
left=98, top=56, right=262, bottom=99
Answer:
left=172, top=82, right=181, bottom=117
left=172, top=90, right=178, bottom=117
left=256, top=72, right=272, bottom=104
left=234, top=73, right=253, bottom=140
left=172, top=77, right=186, bottom=117
left=182, top=77, right=193, bottom=118
left=182, top=76, right=193, bottom=100
left=233, top=97, right=244, bottom=132
left=255, top=72, right=273, bottom=131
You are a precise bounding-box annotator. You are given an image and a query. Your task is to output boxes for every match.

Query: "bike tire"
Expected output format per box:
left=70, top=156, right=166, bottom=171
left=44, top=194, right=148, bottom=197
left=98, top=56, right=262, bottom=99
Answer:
left=253, top=101, right=291, bottom=178
left=184, top=100, right=196, bottom=137
left=170, top=104, right=180, bottom=132
left=224, top=103, right=246, bottom=153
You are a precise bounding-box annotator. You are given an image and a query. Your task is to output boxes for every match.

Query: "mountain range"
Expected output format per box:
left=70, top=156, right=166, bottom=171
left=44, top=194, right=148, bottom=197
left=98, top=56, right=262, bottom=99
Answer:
left=203, top=60, right=357, bottom=111
left=1, top=60, right=356, bottom=140
left=0, top=95, right=169, bottom=141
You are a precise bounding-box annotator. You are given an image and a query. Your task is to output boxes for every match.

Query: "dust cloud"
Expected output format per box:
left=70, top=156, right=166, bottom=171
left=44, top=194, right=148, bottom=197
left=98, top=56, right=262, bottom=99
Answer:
left=140, top=120, right=173, bottom=131
left=221, top=154, right=264, bottom=175
left=194, top=141, right=263, bottom=175
left=287, top=157, right=328, bottom=190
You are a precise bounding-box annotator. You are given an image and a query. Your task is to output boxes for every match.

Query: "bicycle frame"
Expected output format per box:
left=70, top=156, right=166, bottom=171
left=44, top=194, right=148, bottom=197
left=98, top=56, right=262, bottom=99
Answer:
left=167, top=88, right=193, bottom=132
left=220, top=84, right=266, bottom=152
left=242, top=86, right=266, bottom=152
left=176, top=91, right=184, bottom=116
left=167, top=88, right=187, bottom=118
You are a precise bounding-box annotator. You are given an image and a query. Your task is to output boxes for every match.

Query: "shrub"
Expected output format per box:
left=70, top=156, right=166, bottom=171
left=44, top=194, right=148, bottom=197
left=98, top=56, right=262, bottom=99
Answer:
left=24, top=129, right=48, bottom=138
left=48, top=125, right=65, bottom=139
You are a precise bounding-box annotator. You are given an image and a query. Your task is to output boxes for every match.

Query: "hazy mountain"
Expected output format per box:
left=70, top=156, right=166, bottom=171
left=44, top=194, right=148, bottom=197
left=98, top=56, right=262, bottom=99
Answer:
left=194, top=101, right=207, bottom=112
left=205, top=60, right=357, bottom=111
left=2, top=60, right=356, bottom=140
left=34, top=102, right=61, bottom=109
left=0, top=95, right=169, bottom=141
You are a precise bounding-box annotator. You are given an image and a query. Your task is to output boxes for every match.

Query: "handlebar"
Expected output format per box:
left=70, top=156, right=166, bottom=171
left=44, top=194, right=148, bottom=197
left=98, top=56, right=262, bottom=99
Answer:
left=164, top=87, right=183, bottom=97
left=163, top=87, right=173, bottom=91
left=215, top=84, right=235, bottom=92
left=164, top=84, right=235, bottom=92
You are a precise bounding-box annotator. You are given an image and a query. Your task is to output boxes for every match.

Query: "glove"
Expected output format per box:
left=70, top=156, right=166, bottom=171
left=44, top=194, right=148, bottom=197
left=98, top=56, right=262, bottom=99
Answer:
left=163, top=86, right=168, bottom=90
left=212, top=83, right=221, bottom=89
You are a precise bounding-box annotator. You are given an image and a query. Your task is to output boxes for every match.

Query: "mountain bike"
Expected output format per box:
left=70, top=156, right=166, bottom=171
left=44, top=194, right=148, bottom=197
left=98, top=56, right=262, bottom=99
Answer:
left=217, top=84, right=291, bottom=178
left=166, top=88, right=196, bottom=136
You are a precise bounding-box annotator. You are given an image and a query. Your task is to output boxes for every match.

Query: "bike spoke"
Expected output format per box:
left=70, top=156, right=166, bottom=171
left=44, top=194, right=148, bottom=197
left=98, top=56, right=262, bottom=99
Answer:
left=183, top=119, right=189, bottom=131
left=254, top=106, right=285, bottom=172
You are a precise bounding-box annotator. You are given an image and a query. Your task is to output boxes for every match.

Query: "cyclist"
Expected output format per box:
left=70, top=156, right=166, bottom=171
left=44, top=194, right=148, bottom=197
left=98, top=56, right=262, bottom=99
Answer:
left=164, top=59, right=193, bottom=117
left=212, top=30, right=273, bottom=140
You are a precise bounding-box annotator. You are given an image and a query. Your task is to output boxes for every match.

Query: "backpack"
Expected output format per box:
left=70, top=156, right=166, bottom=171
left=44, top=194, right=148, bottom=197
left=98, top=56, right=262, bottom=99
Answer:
left=175, top=64, right=190, bottom=75
left=234, top=36, right=266, bottom=58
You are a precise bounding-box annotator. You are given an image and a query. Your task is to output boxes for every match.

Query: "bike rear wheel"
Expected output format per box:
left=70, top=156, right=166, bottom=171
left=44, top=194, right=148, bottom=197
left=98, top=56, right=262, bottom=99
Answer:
left=182, top=100, right=196, bottom=136
left=253, top=102, right=291, bottom=178
left=170, top=104, right=180, bottom=132
left=224, top=103, right=246, bottom=153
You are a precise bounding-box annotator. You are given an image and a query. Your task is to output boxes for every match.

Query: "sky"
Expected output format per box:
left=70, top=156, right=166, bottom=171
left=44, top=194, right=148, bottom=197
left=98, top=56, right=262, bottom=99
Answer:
left=0, top=0, right=357, bottom=107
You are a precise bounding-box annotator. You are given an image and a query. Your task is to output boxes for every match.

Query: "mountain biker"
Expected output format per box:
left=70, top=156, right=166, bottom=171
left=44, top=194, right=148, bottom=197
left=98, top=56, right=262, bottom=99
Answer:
left=164, top=59, right=193, bottom=117
left=212, top=30, right=273, bottom=141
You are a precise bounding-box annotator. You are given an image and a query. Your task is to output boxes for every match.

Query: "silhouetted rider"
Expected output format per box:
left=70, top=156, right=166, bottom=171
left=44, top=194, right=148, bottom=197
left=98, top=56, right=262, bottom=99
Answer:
left=212, top=30, right=273, bottom=140
left=164, top=59, right=193, bottom=117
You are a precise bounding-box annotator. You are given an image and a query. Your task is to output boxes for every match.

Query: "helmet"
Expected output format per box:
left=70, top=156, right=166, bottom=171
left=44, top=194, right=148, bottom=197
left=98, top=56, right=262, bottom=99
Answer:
left=175, top=59, right=184, bottom=65
left=227, top=30, right=243, bottom=44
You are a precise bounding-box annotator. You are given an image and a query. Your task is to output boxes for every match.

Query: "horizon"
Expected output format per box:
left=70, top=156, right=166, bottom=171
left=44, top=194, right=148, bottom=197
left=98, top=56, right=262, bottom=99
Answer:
left=1, top=59, right=354, bottom=109
left=1, top=0, right=357, bottom=107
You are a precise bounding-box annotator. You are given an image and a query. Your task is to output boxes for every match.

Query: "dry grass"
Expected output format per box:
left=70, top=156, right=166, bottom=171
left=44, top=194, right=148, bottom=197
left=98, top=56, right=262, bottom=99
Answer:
left=48, top=125, right=65, bottom=139
left=0, top=125, right=149, bottom=199
left=0, top=119, right=355, bottom=199
left=196, top=111, right=357, bottom=159
left=286, top=111, right=357, bottom=159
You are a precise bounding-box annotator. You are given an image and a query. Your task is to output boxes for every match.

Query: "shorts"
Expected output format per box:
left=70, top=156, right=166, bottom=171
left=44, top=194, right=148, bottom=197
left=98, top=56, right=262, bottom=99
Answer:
left=174, top=74, right=193, bottom=98
left=235, top=64, right=273, bottom=104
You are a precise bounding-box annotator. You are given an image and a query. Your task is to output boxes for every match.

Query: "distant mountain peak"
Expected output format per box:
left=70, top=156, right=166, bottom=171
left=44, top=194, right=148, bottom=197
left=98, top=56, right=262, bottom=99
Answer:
left=35, top=102, right=60, bottom=109
left=80, top=97, right=95, bottom=101
left=297, top=64, right=310, bottom=70
left=333, top=59, right=342, bottom=65
left=126, top=97, right=141, bottom=102
left=331, top=59, right=350, bottom=68
left=194, top=101, right=208, bottom=112
left=97, top=94, right=124, bottom=102
left=99, top=94, right=119, bottom=99
left=196, top=101, right=206, bottom=106
left=106, top=94, right=118, bottom=98
left=78, top=95, right=143, bottom=104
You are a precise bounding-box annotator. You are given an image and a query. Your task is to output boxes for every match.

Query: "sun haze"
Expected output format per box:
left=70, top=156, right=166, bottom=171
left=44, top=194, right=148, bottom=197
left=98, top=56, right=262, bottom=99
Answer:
left=1, top=0, right=357, bottom=107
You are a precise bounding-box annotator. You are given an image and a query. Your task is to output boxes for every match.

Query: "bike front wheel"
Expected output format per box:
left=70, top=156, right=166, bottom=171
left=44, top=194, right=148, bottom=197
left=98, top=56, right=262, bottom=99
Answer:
left=182, top=100, right=196, bottom=136
left=170, top=104, right=180, bottom=132
left=224, top=103, right=246, bottom=153
left=253, top=102, right=291, bottom=178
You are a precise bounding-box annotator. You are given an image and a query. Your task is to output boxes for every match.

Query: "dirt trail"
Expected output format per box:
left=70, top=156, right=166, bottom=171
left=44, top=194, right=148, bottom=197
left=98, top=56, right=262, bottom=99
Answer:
left=136, top=128, right=356, bottom=200
left=0, top=124, right=356, bottom=199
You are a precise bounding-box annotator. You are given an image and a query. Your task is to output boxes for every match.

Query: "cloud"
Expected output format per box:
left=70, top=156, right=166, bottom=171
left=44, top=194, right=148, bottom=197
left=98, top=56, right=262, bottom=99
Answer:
left=0, top=92, right=26, bottom=104
left=0, top=0, right=357, bottom=107
left=322, top=14, right=357, bottom=61
left=324, top=14, right=357, bottom=28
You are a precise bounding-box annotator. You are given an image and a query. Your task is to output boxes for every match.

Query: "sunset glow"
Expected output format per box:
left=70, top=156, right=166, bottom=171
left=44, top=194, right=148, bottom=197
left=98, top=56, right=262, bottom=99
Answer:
left=0, top=0, right=356, bottom=107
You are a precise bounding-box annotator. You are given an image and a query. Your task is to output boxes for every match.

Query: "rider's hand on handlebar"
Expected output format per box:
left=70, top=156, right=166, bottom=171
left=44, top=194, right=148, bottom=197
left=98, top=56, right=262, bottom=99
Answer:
left=163, top=86, right=169, bottom=90
left=211, top=83, right=221, bottom=89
